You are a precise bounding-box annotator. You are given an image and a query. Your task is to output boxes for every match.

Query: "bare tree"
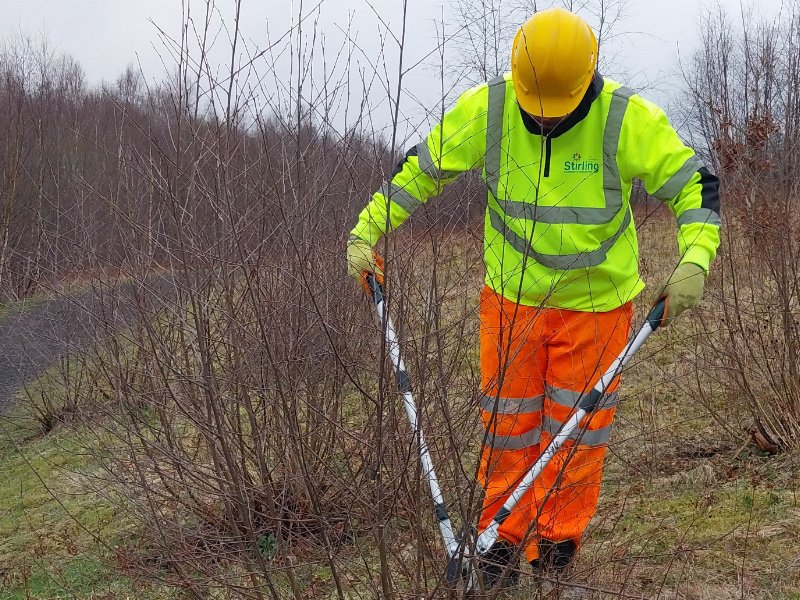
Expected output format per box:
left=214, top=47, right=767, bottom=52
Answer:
left=446, top=0, right=629, bottom=87
left=683, top=3, right=800, bottom=451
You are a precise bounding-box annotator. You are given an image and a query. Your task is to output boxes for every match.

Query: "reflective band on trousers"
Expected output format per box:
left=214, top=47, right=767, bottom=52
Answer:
left=546, top=385, right=619, bottom=410
left=484, top=419, right=612, bottom=450
left=481, top=394, right=544, bottom=414
left=542, top=415, right=612, bottom=447
left=485, top=427, right=541, bottom=450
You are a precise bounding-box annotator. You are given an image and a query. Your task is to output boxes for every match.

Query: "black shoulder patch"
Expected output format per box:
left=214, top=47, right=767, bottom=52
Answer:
left=391, top=146, right=419, bottom=178
left=698, top=167, right=721, bottom=215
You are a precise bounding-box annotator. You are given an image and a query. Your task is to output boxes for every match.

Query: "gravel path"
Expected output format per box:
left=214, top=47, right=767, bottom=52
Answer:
left=0, top=276, right=175, bottom=414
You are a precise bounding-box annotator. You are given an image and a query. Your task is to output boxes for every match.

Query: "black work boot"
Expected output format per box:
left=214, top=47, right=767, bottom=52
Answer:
left=476, top=540, right=520, bottom=590
left=530, top=538, right=577, bottom=573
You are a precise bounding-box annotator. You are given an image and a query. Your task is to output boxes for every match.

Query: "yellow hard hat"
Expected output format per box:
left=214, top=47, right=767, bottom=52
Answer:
left=511, top=8, right=598, bottom=118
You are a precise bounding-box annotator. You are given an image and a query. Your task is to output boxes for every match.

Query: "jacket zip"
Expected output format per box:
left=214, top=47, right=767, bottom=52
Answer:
left=543, top=136, right=552, bottom=178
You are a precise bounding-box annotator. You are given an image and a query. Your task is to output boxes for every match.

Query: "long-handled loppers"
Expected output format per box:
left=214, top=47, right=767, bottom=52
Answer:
left=364, top=272, right=666, bottom=589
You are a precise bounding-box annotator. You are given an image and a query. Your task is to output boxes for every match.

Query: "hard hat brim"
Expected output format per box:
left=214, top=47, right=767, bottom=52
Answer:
left=514, top=74, right=592, bottom=119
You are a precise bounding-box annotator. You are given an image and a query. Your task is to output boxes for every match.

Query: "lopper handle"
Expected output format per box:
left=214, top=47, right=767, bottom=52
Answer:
left=364, top=269, right=459, bottom=558
left=361, top=271, right=383, bottom=304
left=646, top=298, right=667, bottom=331
left=365, top=272, right=382, bottom=300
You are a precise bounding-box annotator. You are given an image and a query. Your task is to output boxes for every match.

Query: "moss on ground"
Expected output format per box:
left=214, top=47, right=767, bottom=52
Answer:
left=0, top=405, right=167, bottom=599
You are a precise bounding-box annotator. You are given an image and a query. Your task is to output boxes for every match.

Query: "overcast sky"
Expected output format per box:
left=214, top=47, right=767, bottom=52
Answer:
left=1, top=0, right=789, bottom=143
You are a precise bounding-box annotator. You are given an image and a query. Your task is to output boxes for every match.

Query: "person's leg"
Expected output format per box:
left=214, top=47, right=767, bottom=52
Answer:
left=477, top=286, right=548, bottom=585
left=524, top=302, right=633, bottom=568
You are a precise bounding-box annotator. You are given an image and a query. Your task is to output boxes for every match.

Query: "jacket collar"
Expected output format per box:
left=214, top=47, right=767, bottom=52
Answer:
left=518, top=72, right=604, bottom=138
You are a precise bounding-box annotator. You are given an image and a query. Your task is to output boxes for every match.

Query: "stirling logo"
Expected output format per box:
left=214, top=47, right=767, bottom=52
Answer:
left=564, top=152, right=600, bottom=174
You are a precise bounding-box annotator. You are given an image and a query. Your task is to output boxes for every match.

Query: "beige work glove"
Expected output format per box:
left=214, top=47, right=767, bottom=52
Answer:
left=346, top=238, right=384, bottom=293
left=657, top=262, right=707, bottom=325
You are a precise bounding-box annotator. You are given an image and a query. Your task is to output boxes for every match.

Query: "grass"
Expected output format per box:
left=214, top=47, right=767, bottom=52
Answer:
left=0, top=386, right=168, bottom=599
left=0, top=295, right=48, bottom=322
left=588, top=453, right=800, bottom=599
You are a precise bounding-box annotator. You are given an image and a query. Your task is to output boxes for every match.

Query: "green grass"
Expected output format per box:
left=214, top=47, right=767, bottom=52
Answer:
left=0, top=295, right=48, bottom=321
left=0, top=401, right=166, bottom=598
left=585, top=456, right=800, bottom=598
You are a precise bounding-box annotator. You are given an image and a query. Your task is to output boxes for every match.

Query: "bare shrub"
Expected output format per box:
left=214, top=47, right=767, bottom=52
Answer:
left=684, top=4, right=800, bottom=451
left=10, top=5, right=485, bottom=597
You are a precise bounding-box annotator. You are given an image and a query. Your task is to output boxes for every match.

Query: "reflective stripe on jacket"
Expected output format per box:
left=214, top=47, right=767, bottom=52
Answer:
left=350, top=73, right=721, bottom=312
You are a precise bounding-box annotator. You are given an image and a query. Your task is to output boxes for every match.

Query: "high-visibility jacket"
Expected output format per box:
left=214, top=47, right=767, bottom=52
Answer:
left=350, top=73, right=721, bottom=312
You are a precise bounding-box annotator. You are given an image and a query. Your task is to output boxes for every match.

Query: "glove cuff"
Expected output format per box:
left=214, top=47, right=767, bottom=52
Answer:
left=679, top=246, right=713, bottom=275
left=348, top=234, right=372, bottom=247
left=677, top=261, right=708, bottom=278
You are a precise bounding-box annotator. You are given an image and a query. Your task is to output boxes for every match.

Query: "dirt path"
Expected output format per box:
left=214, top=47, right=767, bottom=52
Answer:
left=0, top=276, right=175, bottom=413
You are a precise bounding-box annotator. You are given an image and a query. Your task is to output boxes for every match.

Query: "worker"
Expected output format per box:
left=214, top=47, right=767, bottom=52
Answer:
left=346, top=7, right=720, bottom=589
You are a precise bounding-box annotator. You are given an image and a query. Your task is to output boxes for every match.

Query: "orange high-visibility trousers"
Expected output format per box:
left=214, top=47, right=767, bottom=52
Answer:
left=478, top=286, right=633, bottom=562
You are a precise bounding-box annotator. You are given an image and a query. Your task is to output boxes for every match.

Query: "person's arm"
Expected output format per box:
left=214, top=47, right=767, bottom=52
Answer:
left=619, top=94, right=721, bottom=272
left=618, top=93, right=721, bottom=322
left=349, top=82, right=490, bottom=246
